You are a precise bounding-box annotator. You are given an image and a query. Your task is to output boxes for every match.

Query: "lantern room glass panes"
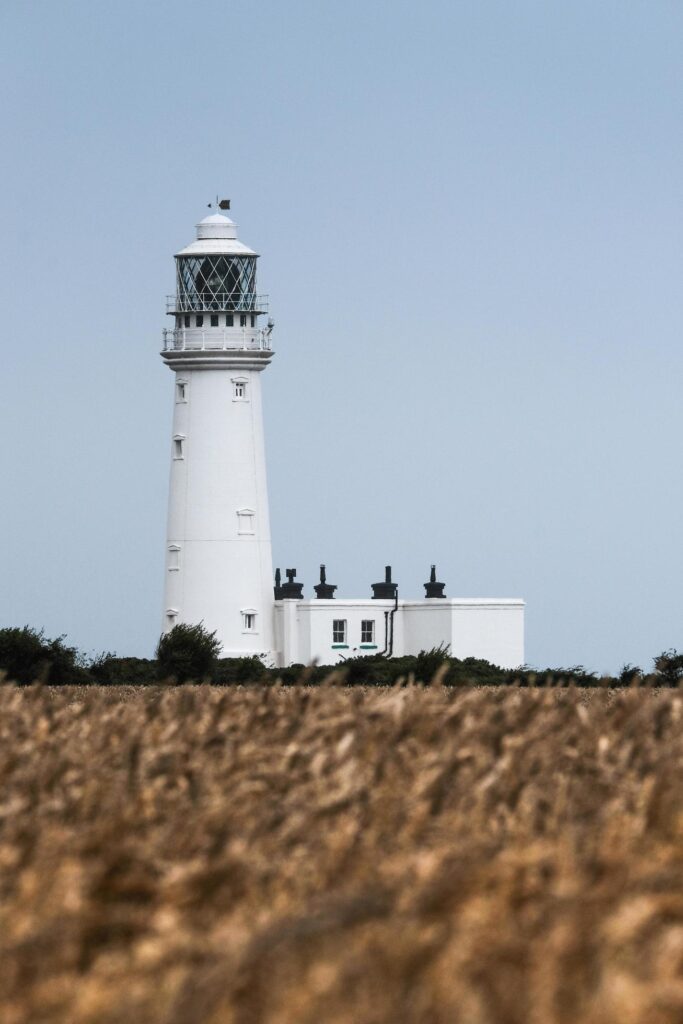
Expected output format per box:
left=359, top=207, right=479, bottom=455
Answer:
left=175, top=254, right=262, bottom=312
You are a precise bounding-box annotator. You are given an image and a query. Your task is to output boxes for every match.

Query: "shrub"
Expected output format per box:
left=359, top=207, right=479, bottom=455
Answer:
left=618, top=663, right=643, bottom=687
left=155, top=622, right=222, bottom=683
left=448, top=656, right=509, bottom=687
left=339, top=653, right=397, bottom=686
left=275, top=662, right=312, bottom=686
left=89, top=655, right=158, bottom=687
left=332, top=650, right=509, bottom=687
left=0, top=626, right=90, bottom=685
left=212, top=656, right=270, bottom=685
left=653, top=649, right=683, bottom=686
left=414, top=644, right=451, bottom=683
left=516, top=665, right=600, bottom=688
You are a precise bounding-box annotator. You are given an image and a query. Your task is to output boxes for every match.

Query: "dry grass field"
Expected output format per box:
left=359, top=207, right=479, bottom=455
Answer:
left=2, top=682, right=683, bottom=1023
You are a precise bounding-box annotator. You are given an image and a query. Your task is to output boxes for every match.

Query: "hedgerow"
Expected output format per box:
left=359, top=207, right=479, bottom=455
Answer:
left=0, top=624, right=682, bottom=687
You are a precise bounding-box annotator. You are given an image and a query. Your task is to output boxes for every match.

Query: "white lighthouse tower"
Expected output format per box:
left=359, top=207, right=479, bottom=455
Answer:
left=161, top=208, right=276, bottom=658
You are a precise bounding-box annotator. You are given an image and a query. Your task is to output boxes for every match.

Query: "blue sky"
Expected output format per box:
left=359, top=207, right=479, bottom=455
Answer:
left=1, top=0, right=682, bottom=672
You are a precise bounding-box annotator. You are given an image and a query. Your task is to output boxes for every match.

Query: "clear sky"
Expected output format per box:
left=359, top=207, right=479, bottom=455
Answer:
left=1, top=0, right=682, bottom=673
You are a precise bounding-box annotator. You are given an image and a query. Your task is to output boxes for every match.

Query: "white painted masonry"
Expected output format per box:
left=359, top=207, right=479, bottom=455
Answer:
left=273, top=599, right=524, bottom=669
left=161, top=213, right=276, bottom=658
left=160, top=210, right=525, bottom=669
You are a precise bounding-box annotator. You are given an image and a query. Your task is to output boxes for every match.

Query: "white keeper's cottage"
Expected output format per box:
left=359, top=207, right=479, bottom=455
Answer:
left=161, top=206, right=525, bottom=669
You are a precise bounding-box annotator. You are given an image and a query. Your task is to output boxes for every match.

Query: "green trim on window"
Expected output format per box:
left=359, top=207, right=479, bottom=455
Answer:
left=359, top=644, right=378, bottom=649
left=331, top=644, right=349, bottom=649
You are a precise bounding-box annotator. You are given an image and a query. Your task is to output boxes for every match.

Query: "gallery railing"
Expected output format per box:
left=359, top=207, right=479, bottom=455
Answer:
left=162, top=328, right=272, bottom=352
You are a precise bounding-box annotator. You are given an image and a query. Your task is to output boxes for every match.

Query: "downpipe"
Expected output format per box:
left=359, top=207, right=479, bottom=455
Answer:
left=379, top=610, right=390, bottom=656
left=379, top=590, right=399, bottom=657
left=388, top=590, right=398, bottom=657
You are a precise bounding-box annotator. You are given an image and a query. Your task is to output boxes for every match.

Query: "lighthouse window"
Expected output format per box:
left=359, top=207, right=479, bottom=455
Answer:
left=166, top=609, right=178, bottom=628
left=184, top=315, right=190, bottom=328
left=168, top=545, right=181, bottom=571
left=226, top=314, right=234, bottom=327
left=332, top=620, right=347, bottom=644
left=250, top=314, right=255, bottom=327
left=173, top=436, right=185, bottom=459
left=232, top=378, right=248, bottom=401
left=210, top=314, right=219, bottom=327
left=175, top=380, right=187, bottom=403
left=361, top=620, right=375, bottom=644
left=236, top=508, right=255, bottom=534
left=240, top=314, right=247, bottom=327
left=241, top=610, right=258, bottom=632
left=195, top=315, right=204, bottom=328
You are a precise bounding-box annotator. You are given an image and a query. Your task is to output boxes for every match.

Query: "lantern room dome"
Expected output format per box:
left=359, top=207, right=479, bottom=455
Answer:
left=197, top=213, right=237, bottom=239
left=175, top=212, right=257, bottom=258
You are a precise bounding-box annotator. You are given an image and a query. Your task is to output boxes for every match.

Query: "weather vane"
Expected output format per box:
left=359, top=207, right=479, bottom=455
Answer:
left=207, top=196, right=230, bottom=210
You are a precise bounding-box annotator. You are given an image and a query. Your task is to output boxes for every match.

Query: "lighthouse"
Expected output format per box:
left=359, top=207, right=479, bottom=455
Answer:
left=159, top=206, right=525, bottom=670
left=161, top=209, right=276, bottom=658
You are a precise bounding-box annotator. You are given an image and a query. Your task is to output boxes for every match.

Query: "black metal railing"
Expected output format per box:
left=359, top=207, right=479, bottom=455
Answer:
left=161, top=328, right=272, bottom=353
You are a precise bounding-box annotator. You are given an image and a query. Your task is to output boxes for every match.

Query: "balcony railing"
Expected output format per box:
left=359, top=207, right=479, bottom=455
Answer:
left=162, top=328, right=272, bottom=353
left=166, top=293, right=268, bottom=314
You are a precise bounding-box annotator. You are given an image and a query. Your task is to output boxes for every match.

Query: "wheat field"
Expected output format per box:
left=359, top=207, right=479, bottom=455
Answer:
left=2, top=681, right=683, bottom=1023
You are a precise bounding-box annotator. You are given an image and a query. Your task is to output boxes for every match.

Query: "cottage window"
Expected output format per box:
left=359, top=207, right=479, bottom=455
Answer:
left=361, top=620, right=375, bottom=644
left=332, top=620, right=347, bottom=644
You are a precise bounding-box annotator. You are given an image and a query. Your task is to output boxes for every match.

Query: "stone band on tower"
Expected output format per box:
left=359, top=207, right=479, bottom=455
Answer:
left=161, top=210, right=276, bottom=658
